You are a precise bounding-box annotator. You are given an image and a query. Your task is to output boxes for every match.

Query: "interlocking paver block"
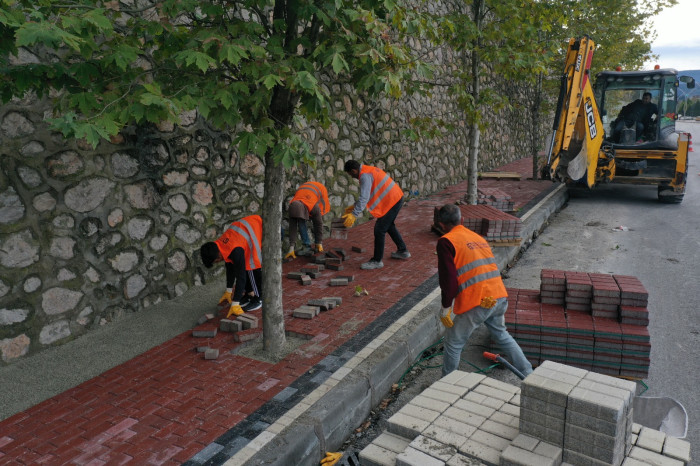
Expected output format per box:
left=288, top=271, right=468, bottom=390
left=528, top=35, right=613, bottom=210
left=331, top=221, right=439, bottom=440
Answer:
left=500, top=444, right=558, bottom=466
left=479, top=419, right=519, bottom=441
left=447, top=453, right=488, bottom=466
left=325, top=296, right=343, bottom=305
left=196, top=346, right=209, bottom=353
left=329, top=277, right=348, bottom=286
left=480, top=376, right=520, bottom=395
left=292, top=307, right=316, bottom=319
left=399, top=404, right=441, bottom=423
left=519, top=419, right=563, bottom=445
left=567, top=386, right=626, bottom=423
left=372, top=431, right=412, bottom=453
left=464, top=391, right=505, bottom=410
left=458, top=438, right=501, bottom=466
left=192, top=329, right=217, bottom=338
left=359, top=443, right=399, bottom=466
left=474, top=384, right=514, bottom=402
left=522, top=373, right=573, bottom=407
left=470, top=428, right=511, bottom=451
left=204, top=348, right=219, bottom=360
left=662, top=436, right=691, bottom=463
left=396, top=445, right=446, bottom=466
left=453, top=398, right=496, bottom=419
left=421, top=424, right=472, bottom=449
left=443, top=406, right=487, bottom=428
left=636, top=427, right=665, bottom=453
left=410, top=395, right=451, bottom=413
left=566, top=410, right=621, bottom=437
left=422, top=387, right=461, bottom=405
left=236, top=314, right=258, bottom=329
left=387, top=412, right=432, bottom=439
left=410, top=435, right=457, bottom=462
left=511, top=433, right=539, bottom=451
left=430, top=415, right=479, bottom=439
left=576, top=379, right=633, bottom=407
left=533, top=441, right=563, bottom=463
left=520, top=407, right=564, bottom=431
left=500, top=402, right=520, bottom=417
left=489, top=411, right=518, bottom=429
left=628, top=446, right=685, bottom=466
left=432, top=381, right=470, bottom=397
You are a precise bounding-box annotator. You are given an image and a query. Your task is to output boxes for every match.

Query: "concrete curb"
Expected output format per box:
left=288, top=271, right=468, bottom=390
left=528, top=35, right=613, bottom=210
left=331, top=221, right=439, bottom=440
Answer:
left=233, top=184, right=568, bottom=465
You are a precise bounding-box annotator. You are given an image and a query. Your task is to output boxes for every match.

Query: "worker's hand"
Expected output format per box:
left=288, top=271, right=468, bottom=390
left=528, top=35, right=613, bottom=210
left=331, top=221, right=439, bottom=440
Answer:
left=320, top=452, right=342, bottom=466
left=219, top=290, right=232, bottom=306
left=226, top=302, right=244, bottom=318
left=284, top=248, right=296, bottom=260
left=440, top=306, right=454, bottom=328
left=344, top=205, right=355, bottom=215
left=342, top=213, right=356, bottom=228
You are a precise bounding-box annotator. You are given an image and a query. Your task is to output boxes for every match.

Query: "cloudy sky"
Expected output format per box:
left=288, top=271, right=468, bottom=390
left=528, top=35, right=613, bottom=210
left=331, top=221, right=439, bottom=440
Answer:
left=645, top=0, right=700, bottom=71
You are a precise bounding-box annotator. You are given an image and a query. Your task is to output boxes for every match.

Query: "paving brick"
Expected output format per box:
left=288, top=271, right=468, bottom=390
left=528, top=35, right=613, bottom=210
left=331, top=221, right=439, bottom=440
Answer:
left=359, top=443, right=399, bottom=466
left=533, top=441, right=563, bottom=463
left=410, top=435, right=457, bottom=462
left=329, top=277, right=348, bottom=286
left=410, top=395, right=451, bottom=413
left=421, top=424, right=472, bottom=449
left=306, top=299, right=331, bottom=312
left=473, top=384, right=514, bottom=402
left=398, top=404, right=441, bottom=423
left=327, top=263, right=344, bottom=272
left=236, top=314, right=258, bottom=329
left=421, top=387, right=461, bottom=405
left=196, top=346, right=209, bottom=353
left=234, top=330, right=261, bottom=343
left=562, top=449, right=614, bottom=466
left=300, top=275, right=312, bottom=285
left=447, top=453, right=488, bottom=466
left=292, top=307, right=316, bottom=319
left=479, top=419, right=519, bottom=441
left=518, top=419, right=563, bottom=446
left=636, top=426, right=665, bottom=453
left=387, top=412, right=432, bottom=439
left=662, top=436, right=691, bottom=463
left=192, top=329, right=217, bottom=338
left=372, top=431, right=412, bottom=453
left=351, top=245, right=365, bottom=253
left=567, top=386, right=626, bottom=423
left=396, top=445, right=445, bottom=466
left=430, top=415, right=480, bottom=439
left=489, top=411, right=518, bottom=429
left=287, top=271, right=304, bottom=279
left=458, top=438, right=501, bottom=466
left=500, top=444, right=557, bottom=466
left=324, top=296, right=343, bottom=305
left=336, top=275, right=355, bottom=283
left=469, top=428, right=511, bottom=451
left=628, top=447, right=684, bottom=466
left=431, top=381, right=470, bottom=397
left=442, top=406, right=486, bottom=428
left=204, top=348, right=219, bottom=360
left=452, top=398, right=496, bottom=419
left=511, top=433, right=539, bottom=452
left=219, top=319, right=235, bottom=332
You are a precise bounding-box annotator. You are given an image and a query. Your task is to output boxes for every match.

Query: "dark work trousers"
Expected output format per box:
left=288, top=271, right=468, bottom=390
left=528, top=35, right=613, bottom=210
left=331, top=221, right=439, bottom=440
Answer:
left=372, top=197, right=407, bottom=262
left=289, top=205, right=323, bottom=247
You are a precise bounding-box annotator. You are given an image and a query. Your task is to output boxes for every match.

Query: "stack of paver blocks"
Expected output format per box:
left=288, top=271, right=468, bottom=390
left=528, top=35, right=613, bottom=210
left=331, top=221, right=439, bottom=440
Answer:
left=292, top=297, right=342, bottom=319
left=500, top=270, right=651, bottom=378
left=359, top=366, right=692, bottom=466
left=476, top=187, right=515, bottom=212
left=432, top=204, right=522, bottom=243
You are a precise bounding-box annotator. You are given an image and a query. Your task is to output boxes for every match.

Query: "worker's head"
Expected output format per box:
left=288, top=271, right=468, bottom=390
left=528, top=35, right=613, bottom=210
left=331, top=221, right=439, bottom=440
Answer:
left=200, top=242, right=222, bottom=268
left=437, top=204, right=461, bottom=230
left=642, top=92, right=652, bottom=104
left=343, top=160, right=361, bottom=179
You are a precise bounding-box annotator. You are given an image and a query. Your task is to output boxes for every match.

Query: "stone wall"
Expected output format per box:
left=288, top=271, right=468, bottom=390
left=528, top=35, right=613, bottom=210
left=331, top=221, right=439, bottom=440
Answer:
left=0, top=43, right=536, bottom=364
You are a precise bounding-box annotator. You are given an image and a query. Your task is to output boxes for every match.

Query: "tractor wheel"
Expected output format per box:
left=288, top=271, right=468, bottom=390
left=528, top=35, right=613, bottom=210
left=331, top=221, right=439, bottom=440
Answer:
left=657, top=186, right=684, bottom=204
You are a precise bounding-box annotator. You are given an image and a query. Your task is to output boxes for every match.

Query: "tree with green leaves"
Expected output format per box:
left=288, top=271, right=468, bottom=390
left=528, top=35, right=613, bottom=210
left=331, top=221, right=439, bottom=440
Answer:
left=0, top=0, right=432, bottom=357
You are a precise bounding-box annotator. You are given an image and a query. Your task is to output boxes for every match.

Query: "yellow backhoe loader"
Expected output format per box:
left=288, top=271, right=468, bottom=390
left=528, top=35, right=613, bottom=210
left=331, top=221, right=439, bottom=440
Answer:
left=543, top=36, right=695, bottom=203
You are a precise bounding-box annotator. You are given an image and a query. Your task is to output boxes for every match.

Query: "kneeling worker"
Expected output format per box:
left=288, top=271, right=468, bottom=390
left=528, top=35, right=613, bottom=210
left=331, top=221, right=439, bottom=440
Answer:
left=285, top=181, right=330, bottom=259
left=200, top=215, right=263, bottom=317
left=435, top=204, right=532, bottom=378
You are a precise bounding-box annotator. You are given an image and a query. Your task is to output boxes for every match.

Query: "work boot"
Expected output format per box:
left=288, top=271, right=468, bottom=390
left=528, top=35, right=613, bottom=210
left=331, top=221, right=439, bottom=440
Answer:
left=360, top=260, right=384, bottom=270
left=390, top=250, right=411, bottom=260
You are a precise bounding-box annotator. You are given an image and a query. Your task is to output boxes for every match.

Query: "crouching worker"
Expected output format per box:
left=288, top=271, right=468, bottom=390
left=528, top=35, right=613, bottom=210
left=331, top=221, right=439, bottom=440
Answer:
left=200, top=215, right=263, bottom=317
left=435, top=204, right=532, bottom=378
left=285, top=181, right=330, bottom=259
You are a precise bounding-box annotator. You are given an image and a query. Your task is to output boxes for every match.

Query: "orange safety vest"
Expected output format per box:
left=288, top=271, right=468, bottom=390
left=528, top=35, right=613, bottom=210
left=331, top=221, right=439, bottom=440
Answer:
left=214, top=215, right=263, bottom=271
left=290, top=181, right=330, bottom=215
left=360, top=165, right=404, bottom=218
left=443, top=225, right=507, bottom=314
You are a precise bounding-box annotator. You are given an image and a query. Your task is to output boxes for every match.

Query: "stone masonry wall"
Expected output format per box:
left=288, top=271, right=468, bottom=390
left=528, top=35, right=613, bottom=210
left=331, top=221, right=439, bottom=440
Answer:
left=0, top=39, right=535, bottom=364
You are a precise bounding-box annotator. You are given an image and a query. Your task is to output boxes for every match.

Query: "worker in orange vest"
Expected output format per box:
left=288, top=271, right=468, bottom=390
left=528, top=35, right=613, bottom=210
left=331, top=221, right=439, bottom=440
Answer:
left=342, top=160, right=410, bottom=270
left=199, top=215, right=263, bottom=317
left=435, top=204, right=532, bottom=377
left=285, top=181, right=330, bottom=260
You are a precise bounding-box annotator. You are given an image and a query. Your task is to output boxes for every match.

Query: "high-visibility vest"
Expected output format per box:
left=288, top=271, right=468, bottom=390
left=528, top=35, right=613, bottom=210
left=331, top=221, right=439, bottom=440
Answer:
left=214, top=215, right=263, bottom=271
left=360, top=165, right=404, bottom=218
left=290, top=181, right=330, bottom=215
left=442, top=225, right=507, bottom=314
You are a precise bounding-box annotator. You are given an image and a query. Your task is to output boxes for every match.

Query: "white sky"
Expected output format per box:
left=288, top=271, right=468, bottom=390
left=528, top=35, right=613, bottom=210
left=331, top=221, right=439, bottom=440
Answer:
left=644, top=0, right=700, bottom=71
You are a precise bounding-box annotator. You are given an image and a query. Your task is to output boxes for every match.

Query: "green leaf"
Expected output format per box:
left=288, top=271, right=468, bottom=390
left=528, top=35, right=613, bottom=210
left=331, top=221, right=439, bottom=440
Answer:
left=261, top=74, right=283, bottom=90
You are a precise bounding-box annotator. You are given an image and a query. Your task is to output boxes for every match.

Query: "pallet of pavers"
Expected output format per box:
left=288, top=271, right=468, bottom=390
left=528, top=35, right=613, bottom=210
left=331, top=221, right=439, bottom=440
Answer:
left=359, top=362, right=691, bottom=465
left=475, top=187, right=515, bottom=213
left=499, top=269, right=651, bottom=379
left=431, top=204, right=522, bottom=246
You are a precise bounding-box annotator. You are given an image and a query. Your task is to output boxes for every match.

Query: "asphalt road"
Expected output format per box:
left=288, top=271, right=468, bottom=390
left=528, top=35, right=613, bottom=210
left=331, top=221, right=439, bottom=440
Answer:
left=503, top=120, right=700, bottom=459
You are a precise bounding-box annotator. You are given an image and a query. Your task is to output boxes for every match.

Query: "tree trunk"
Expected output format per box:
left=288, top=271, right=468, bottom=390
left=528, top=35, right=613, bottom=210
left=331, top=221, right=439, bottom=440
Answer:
left=466, top=0, right=482, bottom=205
left=531, top=71, right=543, bottom=179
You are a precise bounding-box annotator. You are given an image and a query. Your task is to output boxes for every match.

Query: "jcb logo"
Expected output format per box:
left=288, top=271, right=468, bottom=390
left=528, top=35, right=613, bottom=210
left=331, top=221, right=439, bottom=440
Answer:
left=585, top=99, right=597, bottom=139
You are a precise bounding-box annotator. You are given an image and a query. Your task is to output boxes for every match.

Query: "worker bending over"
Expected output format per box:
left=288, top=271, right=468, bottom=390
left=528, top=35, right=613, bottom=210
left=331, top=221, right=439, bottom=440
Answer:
left=285, top=181, right=330, bottom=260
left=199, top=215, right=263, bottom=317
left=435, top=204, right=532, bottom=378
left=342, top=160, right=410, bottom=270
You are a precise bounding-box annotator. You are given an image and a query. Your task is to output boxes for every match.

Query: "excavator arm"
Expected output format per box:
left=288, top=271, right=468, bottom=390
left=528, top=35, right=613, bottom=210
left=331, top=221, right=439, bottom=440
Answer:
left=544, top=37, right=610, bottom=188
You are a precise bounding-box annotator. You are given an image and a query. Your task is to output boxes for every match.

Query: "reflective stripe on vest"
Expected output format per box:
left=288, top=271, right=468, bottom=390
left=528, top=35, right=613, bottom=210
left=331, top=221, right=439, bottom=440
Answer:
left=367, top=175, right=397, bottom=212
left=295, top=182, right=328, bottom=214
left=456, top=260, right=501, bottom=293
left=228, top=218, right=262, bottom=270
left=360, top=165, right=403, bottom=218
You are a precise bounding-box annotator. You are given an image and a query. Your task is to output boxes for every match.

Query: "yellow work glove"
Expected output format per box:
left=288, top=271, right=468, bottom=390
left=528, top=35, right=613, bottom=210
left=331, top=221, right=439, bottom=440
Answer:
left=440, top=306, right=454, bottom=328
left=219, top=290, right=232, bottom=306
left=284, top=248, right=296, bottom=260
left=227, top=302, right=244, bottom=318
left=320, top=452, right=342, bottom=466
left=344, top=205, right=355, bottom=215
left=315, top=244, right=324, bottom=252
left=342, top=213, right=356, bottom=228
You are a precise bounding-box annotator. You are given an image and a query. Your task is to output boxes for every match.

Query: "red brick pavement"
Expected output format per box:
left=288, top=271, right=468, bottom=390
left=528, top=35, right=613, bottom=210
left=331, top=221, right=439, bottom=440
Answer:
left=0, top=158, right=551, bottom=464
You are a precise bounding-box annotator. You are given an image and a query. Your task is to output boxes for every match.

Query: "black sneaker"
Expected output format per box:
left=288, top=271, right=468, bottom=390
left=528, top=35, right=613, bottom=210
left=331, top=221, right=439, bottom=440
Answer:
left=242, top=297, right=262, bottom=312
left=239, top=295, right=251, bottom=307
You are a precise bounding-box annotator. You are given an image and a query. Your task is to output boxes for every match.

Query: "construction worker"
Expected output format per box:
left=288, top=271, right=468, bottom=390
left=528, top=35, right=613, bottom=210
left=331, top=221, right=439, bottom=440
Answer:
left=285, top=181, right=330, bottom=260
left=435, top=204, right=532, bottom=378
left=199, top=215, right=263, bottom=317
left=342, top=160, right=410, bottom=270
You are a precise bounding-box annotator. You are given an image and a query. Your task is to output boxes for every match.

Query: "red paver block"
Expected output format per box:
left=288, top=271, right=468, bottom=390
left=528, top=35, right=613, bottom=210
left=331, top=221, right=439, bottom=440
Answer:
left=234, top=330, right=262, bottom=343
left=613, top=275, right=649, bottom=300
left=236, top=315, right=258, bottom=330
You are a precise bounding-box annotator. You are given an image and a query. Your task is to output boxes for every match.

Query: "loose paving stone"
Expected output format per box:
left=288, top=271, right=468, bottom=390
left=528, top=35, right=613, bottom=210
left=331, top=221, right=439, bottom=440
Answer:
left=204, top=348, right=219, bottom=360
left=192, top=329, right=217, bottom=338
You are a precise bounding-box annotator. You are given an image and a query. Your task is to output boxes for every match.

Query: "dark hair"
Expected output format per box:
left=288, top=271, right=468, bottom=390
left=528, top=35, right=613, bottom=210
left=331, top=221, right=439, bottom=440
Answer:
left=200, top=242, right=219, bottom=268
left=438, top=204, right=461, bottom=227
left=344, top=160, right=360, bottom=172
left=643, top=92, right=652, bottom=99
